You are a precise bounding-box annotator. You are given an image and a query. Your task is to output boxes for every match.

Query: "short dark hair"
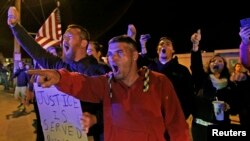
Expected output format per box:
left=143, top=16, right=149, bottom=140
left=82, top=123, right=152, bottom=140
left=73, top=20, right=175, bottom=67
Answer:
left=158, top=37, right=174, bottom=46
left=67, top=24, right=90, bottom=41
left=108, top=35, right=138, bottom=50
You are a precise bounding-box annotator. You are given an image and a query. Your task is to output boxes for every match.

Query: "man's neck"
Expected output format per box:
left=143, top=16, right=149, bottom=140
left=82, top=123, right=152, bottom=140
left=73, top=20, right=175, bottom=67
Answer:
left=74, top=52, right=87, bottom=62
left=159, top=57, right=171, bottom=64
left=122, top=74, right=139, bottom=87
left=121, top=66, right=139, bottom=87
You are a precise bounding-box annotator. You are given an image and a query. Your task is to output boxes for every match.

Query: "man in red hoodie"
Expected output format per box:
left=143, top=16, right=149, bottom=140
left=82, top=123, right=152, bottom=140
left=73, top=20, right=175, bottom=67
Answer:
left=28, top=35, right=191, bottom=141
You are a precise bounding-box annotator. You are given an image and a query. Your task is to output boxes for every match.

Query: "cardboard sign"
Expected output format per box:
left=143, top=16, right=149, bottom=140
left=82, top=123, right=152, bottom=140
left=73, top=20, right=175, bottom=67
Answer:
left=34, top=83, right=88, bottom=141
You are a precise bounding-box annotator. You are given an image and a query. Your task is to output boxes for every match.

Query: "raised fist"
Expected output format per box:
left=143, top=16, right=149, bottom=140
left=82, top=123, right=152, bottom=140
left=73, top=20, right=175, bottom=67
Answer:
left=191, top=29, right=201, bottom=44
left=127, top=24, right=137, bottom=40
left=7, top=6, right=20, bottom=27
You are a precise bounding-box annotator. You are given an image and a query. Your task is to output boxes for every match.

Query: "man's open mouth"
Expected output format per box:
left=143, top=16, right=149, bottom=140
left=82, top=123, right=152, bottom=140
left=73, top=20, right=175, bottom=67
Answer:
left=64, top=45, right=69, bottom=51
left=112, top=65, right=119, bottom=73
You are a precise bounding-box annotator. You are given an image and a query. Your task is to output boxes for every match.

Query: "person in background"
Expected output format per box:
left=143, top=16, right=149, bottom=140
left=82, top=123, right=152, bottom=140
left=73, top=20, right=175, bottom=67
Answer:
left=87, top=41, right=108, bottom=64
left=28, top=35, right=191, bottom=141
left=87, top=41, right=111, bottom=74
left=190, top=29, right=237, bottom=141
left=8, top=6, right=107, bottom=141
left=87, top=41, right=105, bottom=63
left=23, top=63, right=33, bottom=104
left=230, top=62, right=250, bottom=129
left=230, top=63, right=247, bottom=82
left=0, top=63, right=10, bottom=91
left=139, top=35, right=194, bottom=120
left=139, top=34, right=194, bottom=140
left=11, top=61, right=30, bottom=112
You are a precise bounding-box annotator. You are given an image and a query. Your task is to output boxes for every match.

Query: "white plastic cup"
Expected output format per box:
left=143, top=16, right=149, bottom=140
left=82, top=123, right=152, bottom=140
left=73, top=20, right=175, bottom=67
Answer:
left=212, top=101, right=224, bottom=121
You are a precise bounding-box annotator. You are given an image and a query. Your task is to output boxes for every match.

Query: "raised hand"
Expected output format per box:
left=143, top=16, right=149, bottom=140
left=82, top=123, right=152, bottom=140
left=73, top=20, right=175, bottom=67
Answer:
left=139, top=34, right=150, bottom=54
left=191, top=29, right=201, bottom=44
left=7, top=6, right=20, bottom=27
left=239, top=26, right=250, bottom=45
left=27, top=69, right=61, bottom=88
left=191, top=29, right=201, bottom=51
left=127, top=24, right=137, bottom=40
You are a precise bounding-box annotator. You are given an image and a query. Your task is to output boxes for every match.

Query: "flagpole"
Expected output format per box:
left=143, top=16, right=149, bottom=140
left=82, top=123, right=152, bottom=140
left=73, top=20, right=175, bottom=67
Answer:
left=13, top=0, right=21, bottom=69
left=57, top=0, right=60, bottom=7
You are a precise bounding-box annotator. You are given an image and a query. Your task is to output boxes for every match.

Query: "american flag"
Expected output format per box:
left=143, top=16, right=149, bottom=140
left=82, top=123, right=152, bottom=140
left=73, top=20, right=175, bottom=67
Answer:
left=35, top=8, right=62, bottom=49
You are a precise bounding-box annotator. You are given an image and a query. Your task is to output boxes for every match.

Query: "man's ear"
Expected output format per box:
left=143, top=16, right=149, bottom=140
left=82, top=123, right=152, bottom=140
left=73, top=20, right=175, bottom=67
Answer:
left=172, top=49, right=175, bottom=54
left=133, top=51, right=139, bottom=61
left=97, top=51, right=102, bottom=58
left=80, top=40, right=88, bottom=49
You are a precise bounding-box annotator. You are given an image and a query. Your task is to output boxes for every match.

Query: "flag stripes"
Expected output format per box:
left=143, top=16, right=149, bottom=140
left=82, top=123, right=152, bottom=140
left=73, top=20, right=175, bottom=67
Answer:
left=35, top=8, right=62, bottom=49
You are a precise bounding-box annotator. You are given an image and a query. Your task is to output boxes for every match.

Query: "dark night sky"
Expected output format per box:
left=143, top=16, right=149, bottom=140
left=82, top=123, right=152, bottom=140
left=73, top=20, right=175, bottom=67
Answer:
left=0, top=0, right=249, bottom=58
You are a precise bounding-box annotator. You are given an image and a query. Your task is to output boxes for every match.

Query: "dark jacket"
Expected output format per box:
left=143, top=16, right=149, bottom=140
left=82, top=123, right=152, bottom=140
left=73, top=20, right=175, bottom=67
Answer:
left=231, top=75, right=250, bottom=128
left=140, top=54, right=194, bottom=119
left=147, top=56, right=194, bottom=119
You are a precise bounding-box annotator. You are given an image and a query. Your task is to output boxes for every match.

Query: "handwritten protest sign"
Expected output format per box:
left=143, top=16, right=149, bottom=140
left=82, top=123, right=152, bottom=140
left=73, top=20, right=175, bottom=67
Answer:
left=34, top=83, right=88, bottom=141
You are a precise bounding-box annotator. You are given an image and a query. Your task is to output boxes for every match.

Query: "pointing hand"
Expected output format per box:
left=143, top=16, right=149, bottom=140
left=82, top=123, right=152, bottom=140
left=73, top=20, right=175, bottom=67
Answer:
left=27, top=69, right=61, bottom=88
